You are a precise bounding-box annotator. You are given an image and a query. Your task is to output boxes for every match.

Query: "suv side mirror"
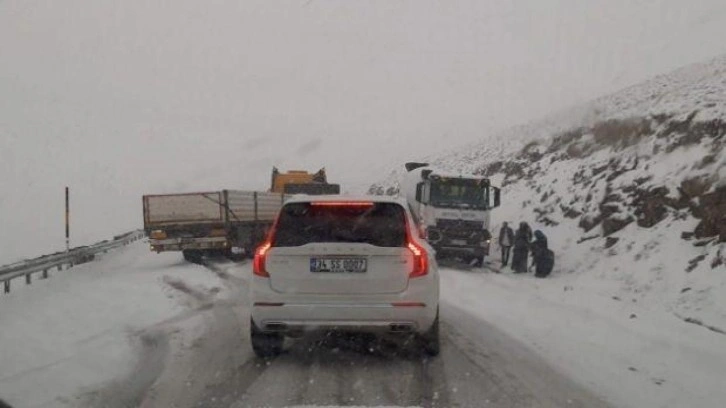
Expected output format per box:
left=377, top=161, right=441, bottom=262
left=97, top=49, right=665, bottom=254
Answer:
left=415, top=183, right=424, bottom=202
left=492, top=187, right=501, bottom=208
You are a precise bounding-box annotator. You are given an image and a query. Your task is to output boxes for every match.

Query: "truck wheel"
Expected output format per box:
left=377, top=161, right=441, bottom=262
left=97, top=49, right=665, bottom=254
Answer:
left=225, top=249, right=245, bottom=262
left=250, top=319, right=284, bottom=358
left=473, top=255, right=485, bottom=267
left=182, top=250, right=203, bottom=264
left=418, top=309, right=440, bottom=357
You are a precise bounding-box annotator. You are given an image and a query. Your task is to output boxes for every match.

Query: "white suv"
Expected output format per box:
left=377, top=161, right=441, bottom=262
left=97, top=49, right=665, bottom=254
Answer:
left=249, top=196, right=440, bottom=357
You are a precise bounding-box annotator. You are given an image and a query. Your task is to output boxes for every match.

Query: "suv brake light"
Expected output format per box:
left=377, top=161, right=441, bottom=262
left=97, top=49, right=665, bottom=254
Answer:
left=253, top=242, right=271, bottom=277
left=407, top=239, right=429, bottom=277
left=310, top=201, right=374, bottom=207
left=405, top=213, right=429, bottom=278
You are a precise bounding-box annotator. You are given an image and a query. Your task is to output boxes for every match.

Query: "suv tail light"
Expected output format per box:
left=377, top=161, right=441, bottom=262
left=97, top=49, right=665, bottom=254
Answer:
left=310, top=201, right=374, bottom=207
left=405, top=214, right=429, bottom=278
left=253, top=211, right=281, bottom=278
left=253, top=242, right=271, bottom=277
left=407, top=239, right=429, bottom=278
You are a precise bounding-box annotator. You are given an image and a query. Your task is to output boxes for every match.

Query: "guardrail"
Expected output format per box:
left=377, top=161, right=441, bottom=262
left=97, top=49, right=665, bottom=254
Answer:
left=0, top=230, right=145, bottom=294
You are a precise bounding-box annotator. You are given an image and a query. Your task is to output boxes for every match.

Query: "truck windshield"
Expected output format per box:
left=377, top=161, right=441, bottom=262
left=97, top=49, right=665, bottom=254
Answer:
left=430, top=180, right=489, bottom=209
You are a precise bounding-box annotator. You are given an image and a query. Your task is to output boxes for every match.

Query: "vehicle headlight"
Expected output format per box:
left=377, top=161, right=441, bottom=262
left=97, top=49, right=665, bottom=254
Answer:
left=150, top=230, right=167, bottom=240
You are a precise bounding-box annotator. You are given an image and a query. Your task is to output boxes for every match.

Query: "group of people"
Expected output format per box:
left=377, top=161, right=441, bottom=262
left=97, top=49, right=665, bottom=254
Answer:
left=498, top=221, right=554, bottom=278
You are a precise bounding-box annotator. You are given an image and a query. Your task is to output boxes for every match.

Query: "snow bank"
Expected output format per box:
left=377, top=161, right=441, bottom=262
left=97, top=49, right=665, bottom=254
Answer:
left=442, top=267, right=726, bottom=408
left=0, top=242, right=228, bottom=408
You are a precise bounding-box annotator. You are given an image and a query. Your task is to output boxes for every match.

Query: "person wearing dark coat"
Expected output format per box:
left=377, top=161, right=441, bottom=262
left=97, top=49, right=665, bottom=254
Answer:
left=530, top=230, right=554, bottom=278
left=498, top=222, right=515, bottom=267
left=511, top=222, right=530, bottom=273
left=522, top=222, right=533, bottom=243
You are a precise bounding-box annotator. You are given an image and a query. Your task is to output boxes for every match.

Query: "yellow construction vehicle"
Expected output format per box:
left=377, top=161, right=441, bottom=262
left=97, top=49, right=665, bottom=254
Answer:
left=270, top=167, right=340, bottom=195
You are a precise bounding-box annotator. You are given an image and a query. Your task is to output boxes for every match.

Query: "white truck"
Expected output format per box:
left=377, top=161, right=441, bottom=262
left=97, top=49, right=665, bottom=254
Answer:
left=401, top=163, right=501, bottom=265
left=143, top=190, right=287, bottom=263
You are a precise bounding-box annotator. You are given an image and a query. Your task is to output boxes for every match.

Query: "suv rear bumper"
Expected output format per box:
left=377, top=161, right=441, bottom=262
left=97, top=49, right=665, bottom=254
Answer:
left=252, top=303, right=436, bottom=334
left=251, top=276, right=438, bottom=335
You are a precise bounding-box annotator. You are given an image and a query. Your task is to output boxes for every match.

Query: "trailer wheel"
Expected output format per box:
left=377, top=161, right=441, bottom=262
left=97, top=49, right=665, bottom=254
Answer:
left=225, top=249, right=245, bottom=262
left=182, top=250, right=203, bottom=264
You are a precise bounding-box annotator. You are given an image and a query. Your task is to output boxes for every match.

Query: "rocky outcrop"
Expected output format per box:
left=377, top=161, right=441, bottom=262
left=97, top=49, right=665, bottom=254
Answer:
left=692, top=186, right=726, bottom=242
left=481, top=114, right=725, bottom=243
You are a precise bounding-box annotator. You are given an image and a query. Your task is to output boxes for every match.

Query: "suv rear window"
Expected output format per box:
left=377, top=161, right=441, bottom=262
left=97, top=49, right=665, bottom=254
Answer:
left=273, top=202, right=407, bottom=247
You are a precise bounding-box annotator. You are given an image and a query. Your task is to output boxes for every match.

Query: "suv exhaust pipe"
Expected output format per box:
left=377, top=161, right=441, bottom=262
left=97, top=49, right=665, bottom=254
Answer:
left=264, top=322, right=288, bottom=332
left=389, top=323, right=414, bottom=333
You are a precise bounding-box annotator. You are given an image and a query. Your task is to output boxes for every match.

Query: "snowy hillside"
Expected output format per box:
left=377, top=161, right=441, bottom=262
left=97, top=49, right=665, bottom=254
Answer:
left=374, top=54, right=726, bottom=329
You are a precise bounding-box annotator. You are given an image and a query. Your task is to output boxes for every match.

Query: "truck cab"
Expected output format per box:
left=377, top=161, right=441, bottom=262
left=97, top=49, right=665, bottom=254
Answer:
left=402, top=163, right=500, bottom=265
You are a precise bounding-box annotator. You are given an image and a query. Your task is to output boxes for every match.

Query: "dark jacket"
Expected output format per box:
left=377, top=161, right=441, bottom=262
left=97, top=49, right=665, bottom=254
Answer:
left=499, top=225, right=514, bottom=247
left=531, top=230, right=548, bottom=260
left=522, top=223, right=533, bottom=243
left=514, top=224, right=530, bottom=249
left=514, top=232, right=528, bottom=250
left=531, top=230, right=554, bottom=277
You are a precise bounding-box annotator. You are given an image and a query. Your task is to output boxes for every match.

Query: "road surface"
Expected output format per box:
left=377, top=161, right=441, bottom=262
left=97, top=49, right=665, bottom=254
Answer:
left=80, top=257, right=610, bottom=408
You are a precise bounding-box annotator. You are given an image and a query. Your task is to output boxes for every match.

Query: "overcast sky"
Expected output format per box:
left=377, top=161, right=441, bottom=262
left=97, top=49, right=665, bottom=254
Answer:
left=1, top=0, right=725, bottom=261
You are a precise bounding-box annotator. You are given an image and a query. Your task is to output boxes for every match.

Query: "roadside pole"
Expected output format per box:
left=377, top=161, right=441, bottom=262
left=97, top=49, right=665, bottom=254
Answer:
left=65, top=186, right=70, bottom=252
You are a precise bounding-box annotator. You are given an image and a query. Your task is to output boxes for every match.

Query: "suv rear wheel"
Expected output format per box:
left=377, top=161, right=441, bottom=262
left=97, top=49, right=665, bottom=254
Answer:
left=419, top=309, right=440, bottom=356
left=250, top=319, right=283, bottom=358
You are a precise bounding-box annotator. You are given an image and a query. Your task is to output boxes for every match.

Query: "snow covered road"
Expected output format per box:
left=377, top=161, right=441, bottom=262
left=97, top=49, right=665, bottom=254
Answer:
left=68, top=245, right=604, bottom=408
left=3, top=242, right=724, bottom=407
left=0, top=242, right=603, bottom=407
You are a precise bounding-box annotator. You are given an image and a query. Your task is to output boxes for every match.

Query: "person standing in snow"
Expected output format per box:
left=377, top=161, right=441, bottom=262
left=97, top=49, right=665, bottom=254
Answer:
left=530, top=230, right=554, bottom=278
left=498, top=222, right=514, bottom=267
left=522, top=221, right=533, bottom=243
left=511, top=222, right=530, bottom=273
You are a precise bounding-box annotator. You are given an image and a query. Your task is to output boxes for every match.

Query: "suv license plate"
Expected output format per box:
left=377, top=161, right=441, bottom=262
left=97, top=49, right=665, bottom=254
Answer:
left=310, top=258, right=367, bottom=273
left=451, top=239, right=468, bottom=246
